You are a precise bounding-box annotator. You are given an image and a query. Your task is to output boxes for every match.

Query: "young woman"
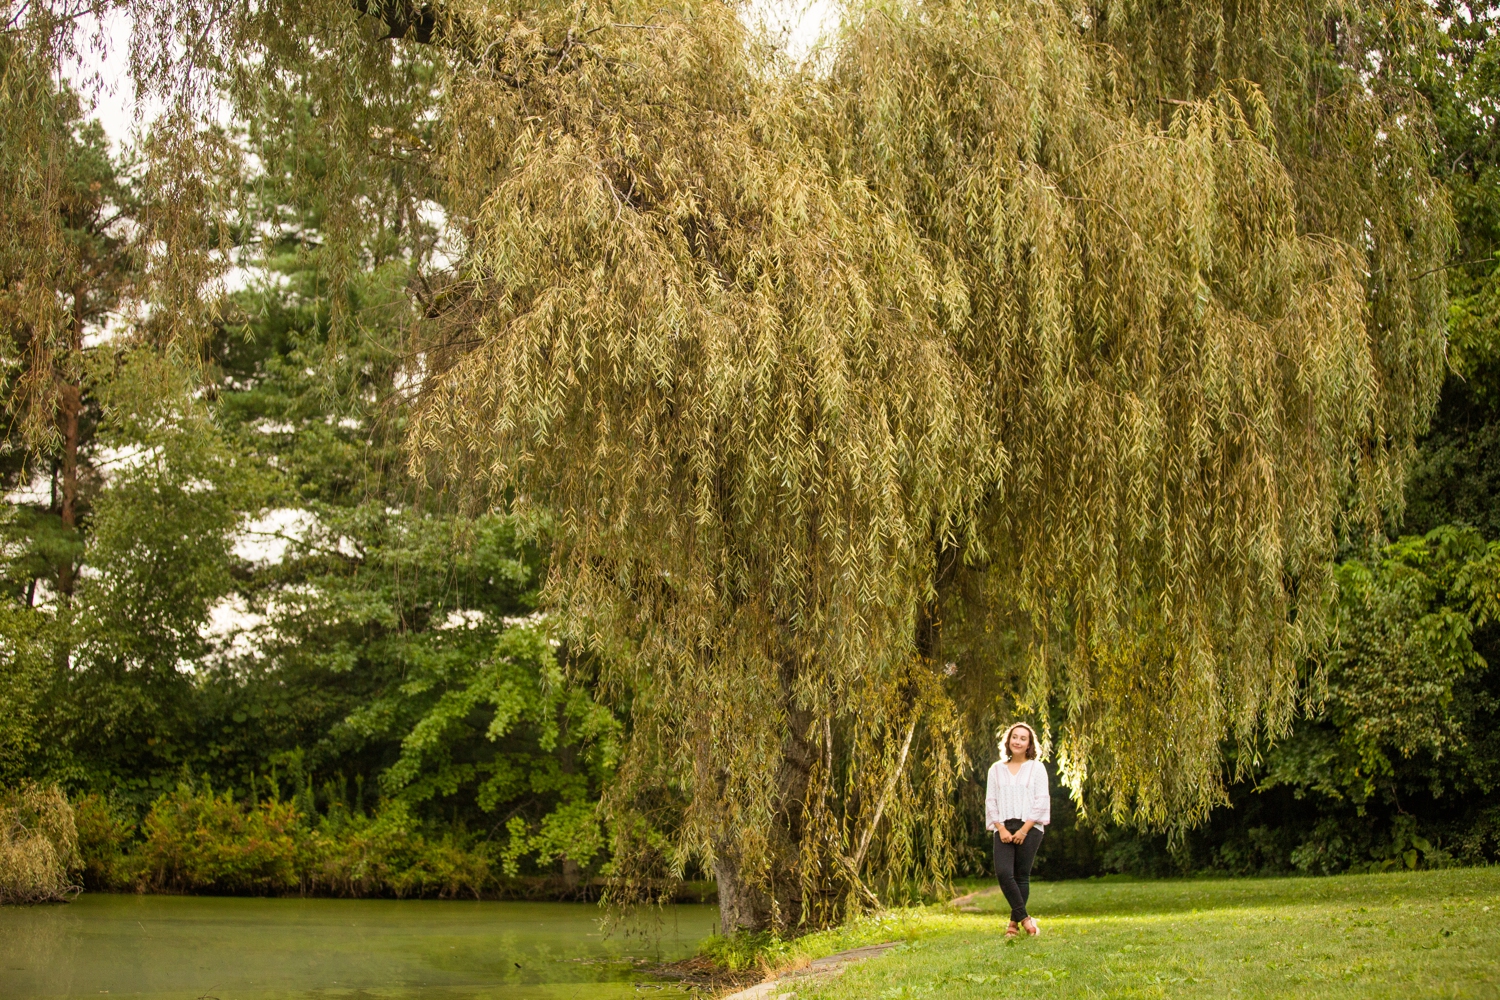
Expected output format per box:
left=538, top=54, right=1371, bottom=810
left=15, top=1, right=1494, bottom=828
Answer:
left=985, top=722, right=1050, bottom=938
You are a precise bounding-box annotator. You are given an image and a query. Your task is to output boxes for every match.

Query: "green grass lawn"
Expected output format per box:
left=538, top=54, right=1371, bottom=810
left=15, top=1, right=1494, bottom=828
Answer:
left=776, top=868, right=1500, bottom=999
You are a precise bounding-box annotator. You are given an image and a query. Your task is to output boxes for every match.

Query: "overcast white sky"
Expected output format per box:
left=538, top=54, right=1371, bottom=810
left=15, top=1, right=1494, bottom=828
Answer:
left=70, top=0, right=842, bottom=150
left=63, top=8, right=147, bottom=151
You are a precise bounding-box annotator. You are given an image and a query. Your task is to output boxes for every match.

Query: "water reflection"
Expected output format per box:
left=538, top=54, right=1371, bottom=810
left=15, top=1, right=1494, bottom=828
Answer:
left=0, top=894, right=717, bottom=999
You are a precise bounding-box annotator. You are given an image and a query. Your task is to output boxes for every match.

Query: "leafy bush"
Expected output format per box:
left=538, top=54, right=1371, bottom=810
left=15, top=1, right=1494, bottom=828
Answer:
left=0, top=783, right=80, bottom=903
left=72, top=793, right=138, bottom=891
left=1449, top=805, right=1500, bottom=864
left=696, top=930, right=786, bottom=972
left=122, top=785, right=495, bottom=897
left=136, top=784, right=302, bottom=894
left=0, top=604, right=55, bottom=789
left=307, top=801, right=491, bottom=899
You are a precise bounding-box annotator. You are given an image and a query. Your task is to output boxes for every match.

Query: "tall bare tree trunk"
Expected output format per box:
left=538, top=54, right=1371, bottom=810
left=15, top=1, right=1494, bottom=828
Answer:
left=557, top=713, right=583, bottom=893
left=56, top=287, right=83, bottom=602
left=59, top=383, right=79, bottom=530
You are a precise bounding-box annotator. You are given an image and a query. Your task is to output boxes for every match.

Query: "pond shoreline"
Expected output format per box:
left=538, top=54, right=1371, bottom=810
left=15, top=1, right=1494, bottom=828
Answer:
left=49, top=877, right=720, bottom=905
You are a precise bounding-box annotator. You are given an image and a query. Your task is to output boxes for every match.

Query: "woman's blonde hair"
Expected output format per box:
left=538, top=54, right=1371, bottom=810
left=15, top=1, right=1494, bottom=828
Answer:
left=999, top=722, right=1040, bottom=762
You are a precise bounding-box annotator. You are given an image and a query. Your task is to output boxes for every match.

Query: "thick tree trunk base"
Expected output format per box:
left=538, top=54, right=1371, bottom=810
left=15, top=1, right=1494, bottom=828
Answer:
left=713, top=858, right=770, bottom=935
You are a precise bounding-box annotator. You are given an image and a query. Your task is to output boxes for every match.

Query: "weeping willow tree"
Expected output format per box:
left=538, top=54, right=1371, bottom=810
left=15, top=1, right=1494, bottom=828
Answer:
left=3, top=0, right=1450, bottom=931
left=405, top=0, right=1449, bottom=929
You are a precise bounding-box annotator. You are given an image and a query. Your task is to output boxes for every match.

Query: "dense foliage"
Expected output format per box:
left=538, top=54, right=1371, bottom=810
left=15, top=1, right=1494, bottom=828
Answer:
left=1003, top=525, right=1500, bottom=880
left=75, top=783, right=500, bottom=897
left=992, top=0, right=1500, bottom=882
left=0, top=0, right=1496, bottom=931
left=0, top=62, right=618, bottom=893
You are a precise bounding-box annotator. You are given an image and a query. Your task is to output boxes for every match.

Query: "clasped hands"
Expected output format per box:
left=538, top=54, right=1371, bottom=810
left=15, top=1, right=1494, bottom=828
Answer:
left=989, top=823, right=1022, bottom=844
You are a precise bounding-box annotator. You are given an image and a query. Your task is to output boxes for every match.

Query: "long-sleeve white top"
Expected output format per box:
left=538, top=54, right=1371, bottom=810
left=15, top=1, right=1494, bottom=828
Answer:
left=984, top=758, right=1050, bottom=830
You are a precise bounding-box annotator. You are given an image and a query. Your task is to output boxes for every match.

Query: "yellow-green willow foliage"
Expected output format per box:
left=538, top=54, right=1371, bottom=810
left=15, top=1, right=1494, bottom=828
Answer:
left=0, top=783, right=79, bottom=903
left=831, top=0, right=1451, bottom=833
left=406, top=0, right=1448, bottom=928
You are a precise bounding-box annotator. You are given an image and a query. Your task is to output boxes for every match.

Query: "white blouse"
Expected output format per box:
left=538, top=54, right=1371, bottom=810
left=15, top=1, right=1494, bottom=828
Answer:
left=985, top=758, right=1050, bottom=830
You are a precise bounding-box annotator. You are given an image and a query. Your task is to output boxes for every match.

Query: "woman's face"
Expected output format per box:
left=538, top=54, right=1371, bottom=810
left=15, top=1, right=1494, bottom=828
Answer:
left=1008, top=726, right=1031, bottom=759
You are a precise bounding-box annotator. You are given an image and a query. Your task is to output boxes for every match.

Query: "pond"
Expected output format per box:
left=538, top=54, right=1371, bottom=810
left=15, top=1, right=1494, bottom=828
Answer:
left=0, top=894, right=719, bottom=1000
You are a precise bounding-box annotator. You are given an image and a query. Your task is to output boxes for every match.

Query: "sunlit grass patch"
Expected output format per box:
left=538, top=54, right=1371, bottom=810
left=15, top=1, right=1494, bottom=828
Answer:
left=791, top=868, right=1500, bottom=999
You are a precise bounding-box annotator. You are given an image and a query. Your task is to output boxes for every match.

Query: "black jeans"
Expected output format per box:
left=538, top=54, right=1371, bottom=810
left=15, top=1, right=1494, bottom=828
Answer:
left=993, top=819, right=1043, bottom=922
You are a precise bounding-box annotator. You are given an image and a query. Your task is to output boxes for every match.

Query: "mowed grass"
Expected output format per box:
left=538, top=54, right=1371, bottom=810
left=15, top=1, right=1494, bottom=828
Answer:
left=783, top=868, right=1500, bottom=999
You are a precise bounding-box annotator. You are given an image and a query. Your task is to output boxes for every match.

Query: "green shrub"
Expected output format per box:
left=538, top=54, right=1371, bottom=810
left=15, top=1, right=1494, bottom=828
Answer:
left=308, top=801, right=491, bottom=899
left=0, top=783, right=80, bottom=903
left=72, top=794, right=138, bottom=891
left=696, top=931, right=787, bottom=972
left=137, top=784, right=302, bottom=894
left=127, top=786, right=494, bottom=898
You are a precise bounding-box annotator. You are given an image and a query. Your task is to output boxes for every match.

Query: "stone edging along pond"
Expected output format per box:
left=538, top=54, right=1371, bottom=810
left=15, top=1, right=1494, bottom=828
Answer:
left=720, top=941, right=903, bottom=1000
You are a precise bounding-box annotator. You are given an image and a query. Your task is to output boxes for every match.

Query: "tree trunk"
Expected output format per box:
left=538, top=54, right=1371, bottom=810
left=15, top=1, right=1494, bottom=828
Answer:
left=710, top=704, right=819, bottom=934
left=59, top=382, right=79, bottom=531
left=57, top=288, right=84, bottom=601
left=713, top=855, right=768, bottom=935
left=561, top=856, right=581, bottom=892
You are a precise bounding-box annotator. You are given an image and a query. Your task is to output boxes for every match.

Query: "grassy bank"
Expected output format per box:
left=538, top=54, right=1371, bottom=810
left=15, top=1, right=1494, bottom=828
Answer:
left=756, top=868, right=1499, bottom=999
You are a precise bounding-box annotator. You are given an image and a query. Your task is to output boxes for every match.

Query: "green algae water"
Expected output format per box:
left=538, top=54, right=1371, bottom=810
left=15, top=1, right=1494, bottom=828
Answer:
left=0, top=894, right=718, bottom=1000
